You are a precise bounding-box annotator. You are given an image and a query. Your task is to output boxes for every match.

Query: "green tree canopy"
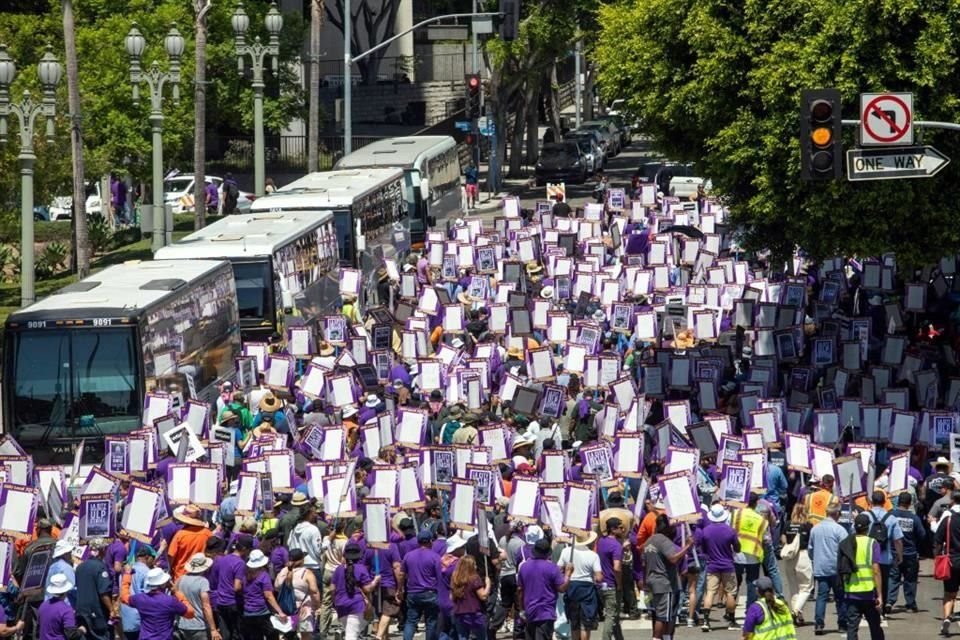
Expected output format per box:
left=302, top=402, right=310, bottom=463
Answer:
left=595, top=0, right=960, bottom=267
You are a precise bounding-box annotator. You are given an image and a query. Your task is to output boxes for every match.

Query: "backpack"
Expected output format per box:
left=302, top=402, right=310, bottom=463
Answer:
left=868, top=511, right=892, bottom=546
left=276, top=569, right=302, bottom=615
left=227, top=181, right=240, bottom=199
left=441, top=420, right=461, bottom=444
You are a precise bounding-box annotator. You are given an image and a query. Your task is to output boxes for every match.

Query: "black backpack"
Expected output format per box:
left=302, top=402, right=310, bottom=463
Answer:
left=868, top=511, right=891, bottom=545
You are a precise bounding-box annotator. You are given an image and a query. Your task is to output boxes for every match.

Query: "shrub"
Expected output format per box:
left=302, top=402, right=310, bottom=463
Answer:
left=36, top=241, right=68, bottom=279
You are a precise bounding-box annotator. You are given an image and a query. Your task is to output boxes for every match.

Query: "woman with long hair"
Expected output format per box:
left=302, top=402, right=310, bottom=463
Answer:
left=331, top=542, right=380, bottom=640
left=741, top=576, right=797, bottom=639
left=274, top=549, right=321, bottom=640
left=450, top=555, right=491, bottom=640
left=780, top=502, right=813, bottom=625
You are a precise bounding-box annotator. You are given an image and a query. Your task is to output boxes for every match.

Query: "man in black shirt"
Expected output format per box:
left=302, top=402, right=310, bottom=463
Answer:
left=924, top=457, right=953, bottom=514
left=552, top=192, right=571, bottom=218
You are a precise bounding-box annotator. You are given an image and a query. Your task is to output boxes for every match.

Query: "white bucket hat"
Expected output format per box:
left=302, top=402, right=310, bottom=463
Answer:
left=145, top=567, right=172, bottom=588
left=246, top=549, right=269, bottom=569
left=46, top=573, right=74, bottom=596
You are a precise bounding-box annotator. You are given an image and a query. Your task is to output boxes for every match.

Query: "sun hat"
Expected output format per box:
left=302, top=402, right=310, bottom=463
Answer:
left=457, top=292, right=476, bottom=305
left=46, top=573, right=74, bottom=596
left=592, top=309, right=606, bottom=322
left=185, top=552, right=214, bottom=575
left=246, top=549, right=269, bottom=569
left=365, top=394, right=380, bottom=408
left=53, top=540, right=75, bottom=559
left=290, top=491, right=310, bottom=507
left=87, top=537, right=107, bottom=551
left=540, top=285, right=554, bottom=300
left=935, top=456, right=952, bottom=469
left=317, top=341, right=335, bottom=356
left=526, top=263, right=543, bottom=275
left=446, top=534, right=468, bottom=554
left=220, top=410, right=239, bottom=425
left=259, top=394, right=282, bottom=412
left=506, top=345, right=524, bottom=359
left=145, top=567, right=172, bottom=588
left=174, top=505, right=206, bottom=527
left=653, top=499, right=666, bottom=510
left=342, top=405, right=359, bottom=419
left=707, top=504, right=729, bottom=523
left=524, top=525, right=544, bottom=544
left=575, top=530, right=598, bottom=547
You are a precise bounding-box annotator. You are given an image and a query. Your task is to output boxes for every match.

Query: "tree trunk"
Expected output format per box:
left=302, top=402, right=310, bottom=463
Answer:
left=307, top=0, right=323, bottom=173
left=508, top=87, right=528, bottom=177
left=63, top=0, right=89, bottom=276
left=545, top=61, right=562, bottom=136
left=583, top=64, right=595, bottom=120
left=193, top=0, right=212, bottom=230
left=525, top=82, right=541, bottom=166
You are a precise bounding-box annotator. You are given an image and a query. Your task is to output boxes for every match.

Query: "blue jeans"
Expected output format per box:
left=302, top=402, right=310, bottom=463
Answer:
left=887, top=555, right=919, bottom=608
left=814, top=575, right=847, bottom=629
left=762, top=541, right=785, bottom=599
left=404, top=591, right=439, bottom=640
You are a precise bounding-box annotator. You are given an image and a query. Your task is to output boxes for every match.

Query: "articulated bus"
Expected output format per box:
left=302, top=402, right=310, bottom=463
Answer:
left=334, top=136, right=462, bottom=247
left=3, top=260, right=240, bottom=462
left=155, top=211, right=339, bottom=342
left=250, top=167, right=408, bottom=274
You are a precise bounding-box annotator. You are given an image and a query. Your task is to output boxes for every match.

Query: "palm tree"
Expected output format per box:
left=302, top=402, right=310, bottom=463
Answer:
left=307, top=0, right=324, bottom=173
left=193, top=0, right=213, bottom=230
left=63, top=0, right=90, bottom=276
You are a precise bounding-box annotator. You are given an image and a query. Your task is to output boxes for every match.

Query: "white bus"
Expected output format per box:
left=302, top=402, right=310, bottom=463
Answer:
left=251, top=167, right=408, bottom=277
left=155, top=211, right=339, bottom=343
left=334, top=136, right=462, bottom=247
left=3, top=259, right=240, bottom=461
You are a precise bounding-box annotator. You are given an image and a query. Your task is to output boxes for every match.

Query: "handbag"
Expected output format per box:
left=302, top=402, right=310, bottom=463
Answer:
left=935, top=514, right=953, bottom=581
left=781, top=533, right=801, bottom=561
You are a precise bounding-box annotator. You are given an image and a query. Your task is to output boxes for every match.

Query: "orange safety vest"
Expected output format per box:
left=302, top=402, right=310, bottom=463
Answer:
left=805, top=489, right=837, bottom=524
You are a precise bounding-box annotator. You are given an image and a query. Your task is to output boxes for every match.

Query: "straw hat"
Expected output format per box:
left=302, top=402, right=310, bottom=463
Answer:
left=174, top=505, right=206, bottom=527
left=673, top=329, right=696, bottom=350
left=46, top=573, right=74, bottom=596
left=259, top=394, right=282, bottom=412
left=526, top=263, right=543, bottom=275
left=506, top=345, right=524, bottom=359
left=184, top=552, right=214, bottom=575
left=574, top=530, right=598, bottom=547
left=318, top=341, right=335, bottom=356
left=457, top=292, right=475, bottom=305
left=290, top=491, right=310, bottom=507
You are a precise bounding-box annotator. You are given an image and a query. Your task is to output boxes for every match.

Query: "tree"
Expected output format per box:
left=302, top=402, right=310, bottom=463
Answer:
left=594, top=0, right=960, bottom=267
left=62, top=0, right=90, bottom=277
left=325, top=0, right=400, bottom=86
left=193, top=0, right=212, bottom=230
left=307, top=0, right=322, bottom=173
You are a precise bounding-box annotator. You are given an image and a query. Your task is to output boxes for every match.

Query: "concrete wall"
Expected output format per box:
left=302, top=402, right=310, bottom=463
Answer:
left=321, top=80, right=465, bottom=126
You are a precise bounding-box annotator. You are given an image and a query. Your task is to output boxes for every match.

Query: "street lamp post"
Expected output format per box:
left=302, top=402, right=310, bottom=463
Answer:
left=232, top=2, right=282, bottom=197
left=125, top=22, right=184, bottom=252
left=0, top=45, right=63, bottom=307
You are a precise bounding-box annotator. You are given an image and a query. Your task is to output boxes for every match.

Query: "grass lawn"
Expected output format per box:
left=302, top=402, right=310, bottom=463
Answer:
left=0, top=214, right=222, bottom=332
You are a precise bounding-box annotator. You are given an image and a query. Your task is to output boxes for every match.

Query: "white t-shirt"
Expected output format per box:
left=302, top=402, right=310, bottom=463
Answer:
left=556, top=545, right=602, bottom=582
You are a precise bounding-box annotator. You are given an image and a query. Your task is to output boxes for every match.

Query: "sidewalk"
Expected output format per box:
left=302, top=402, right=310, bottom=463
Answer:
left=472, top=161, right=532, bottom=214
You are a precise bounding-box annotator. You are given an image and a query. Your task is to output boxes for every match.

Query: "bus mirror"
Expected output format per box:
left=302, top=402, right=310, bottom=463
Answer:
left=420, top=178, right=430, bottom=200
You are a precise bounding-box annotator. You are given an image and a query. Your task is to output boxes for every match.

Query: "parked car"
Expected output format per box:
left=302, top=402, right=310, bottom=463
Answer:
left=565, top=129, right=607, bottom=167
left=596, top=113, right=632, bottom=147
left=639, top=161, right=697, bottom=195
left=535, top=142, right=589, bottom=186
left=580, top=120, right=621, bottom=156
left=48, top=181, right=103, bottom=220
left=563, top=137, right=599, bottom=175
left=164, top=174, right=255, bottom=214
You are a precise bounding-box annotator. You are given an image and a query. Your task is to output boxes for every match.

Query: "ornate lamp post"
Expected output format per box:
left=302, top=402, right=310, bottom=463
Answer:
left=126, top=22, right=184, bottom=252
left=0, top=45, right=63, bottom=307
left=233, top=1, right=283, bottom=196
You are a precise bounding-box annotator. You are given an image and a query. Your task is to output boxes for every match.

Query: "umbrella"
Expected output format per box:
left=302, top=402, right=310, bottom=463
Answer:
left=660, top=224, right=704, bottom=240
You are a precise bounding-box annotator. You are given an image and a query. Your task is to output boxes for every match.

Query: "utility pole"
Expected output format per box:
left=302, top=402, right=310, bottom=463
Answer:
left=343, top=0, right=352, bottom=155
left=574, top=40, right=582, bottom=129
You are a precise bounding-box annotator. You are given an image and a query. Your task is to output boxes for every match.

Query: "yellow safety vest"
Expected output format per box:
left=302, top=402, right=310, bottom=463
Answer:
left=259, top=517, right=279, bottom=537
left=732, top=508, right=768, bottom=561
left=845, top=535, right=875, bottom=594
left=752, top=599, right=797, bottom=640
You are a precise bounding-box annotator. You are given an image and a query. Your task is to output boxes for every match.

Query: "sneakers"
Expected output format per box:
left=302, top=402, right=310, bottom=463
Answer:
left=881, top=617, right=889, bottom=628
left=727, top=620, right=739, bottom=630
left=941, top=619, right=951, bottom=636
left=701, top=621, right=711, bottom=633
left=906, top=605, right=919, bottom=613
left=814, top=626, right=825, bottom=636
left=687, top=619, right=694, bottom=628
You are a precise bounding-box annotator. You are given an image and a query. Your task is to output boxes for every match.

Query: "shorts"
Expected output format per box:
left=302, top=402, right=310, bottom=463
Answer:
left=707, top=572, right=737, bottom=598
left=944, top=566, right=960, bottom=593
left=466, top=184, right=479, bottom=197
left=564, top=597, right=598, bottom=632
left=650, top=591, right=679, bottom=623
left=379, top=586, right=402, bottom=617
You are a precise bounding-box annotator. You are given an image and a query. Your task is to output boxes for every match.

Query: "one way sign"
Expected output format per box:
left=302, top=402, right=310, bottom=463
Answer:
left=846, top=145, right=950, bottom=181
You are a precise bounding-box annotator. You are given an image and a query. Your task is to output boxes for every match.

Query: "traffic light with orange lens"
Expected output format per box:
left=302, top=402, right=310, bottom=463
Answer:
left=800, top=89, right=843, bottom=181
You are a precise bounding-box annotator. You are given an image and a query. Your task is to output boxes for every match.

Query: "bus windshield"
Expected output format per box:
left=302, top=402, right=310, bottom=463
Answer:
left=232, top=261, right=272, bottom=321
left=7, top=327, right=140, bottom=444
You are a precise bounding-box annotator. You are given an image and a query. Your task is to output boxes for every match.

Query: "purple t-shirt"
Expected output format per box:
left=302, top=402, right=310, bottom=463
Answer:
left=364, top=543, right=401, bottom=589
left=128, top=590, right=188, bottom=640
left=104, top=539, right=128, bottom=588
left=331, top=563, right=373, bottom=617
left=402, top=546, right=441, bottom=593
left=452, top=575, right=484, bottom=615
left=432, top=539, right=447, bottom=556
left=397, top=535, right=419, bottom=558
left=596, top=535, right=623, bottom=588
left=518, top=558, right=565, bottom=623
left=270, top=547, right=289, bottom=575
left=742, top=602, right=766, bottom=633
left=38, top=597, right=76, bottom=640
left=213, top=554, right=246, bottom=609
left=695, top=522, right=739, bottom=574
left=242, top=570, right=273, bottom=615
left=439, top=558, right=458, bottom=613
left=157, top=521, right=184, bottom=570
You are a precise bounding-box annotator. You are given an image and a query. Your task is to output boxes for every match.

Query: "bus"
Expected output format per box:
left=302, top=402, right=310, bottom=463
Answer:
left=250, top=167, right=408, bottom=277
left=3, top=259, right=240, bottom=462
left=155, top=211, right=339, bottom=342
left=334, top=136, right=462, bottom=247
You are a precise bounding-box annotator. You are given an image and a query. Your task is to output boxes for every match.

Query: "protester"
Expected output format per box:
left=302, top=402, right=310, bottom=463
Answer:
left=643, top=514, right=694, bottom=640
left=697, top=504, right=740, bottom=631
left=177, top=553, right=219, bottom=640
left=517, top=538, right=570, bottom=640
left=74, top=538, right=113, bottom=640
left=809, top=504, right=849, bottom=636
left=241, top=550, right=287, bottom=640
left=120, top=567, right=195, bottom=640
left=450, top=555, right=490, bottom=640
left=888, top=493, right=924, bottom=613
left=401, top=528, right=441, bottom=640
left=780, top=502, right=813, bottom=625
left=597, top=517, right=624, bottom=640
left=120, top=545, right=155, bottom=640
left=934, top=491, right=960, bottom=636
left=732, top=493, right=768, bottom=607
left=274, top=549, right=321, bottom=640
left=839, top=514, right=884, bottom=640
left=38, top=574, right=81, bottom=640
left=332, top=542, right=379, bottom=640
left=169, top=506, right=214, bottom=584
left=741, top=576, right=797, bottom=640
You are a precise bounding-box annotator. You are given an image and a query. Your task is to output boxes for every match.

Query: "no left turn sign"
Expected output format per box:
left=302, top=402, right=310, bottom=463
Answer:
left=860, top=93, right=913, bottom=146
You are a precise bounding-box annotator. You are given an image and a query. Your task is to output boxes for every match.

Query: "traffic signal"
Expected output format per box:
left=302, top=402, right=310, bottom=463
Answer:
left=465, top=74, right=481, bottom=120
left=800, top=89, right=843, bottom=181
left=465, top=132, right=475, bottom=146
left=499, top=0, right=519, bottom=41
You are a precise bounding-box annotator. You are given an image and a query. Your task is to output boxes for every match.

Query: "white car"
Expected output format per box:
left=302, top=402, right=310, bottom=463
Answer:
left=48, top=183, right=102, bottom=221
left=669, top=176, right=712, bottom=199
left=164, top=175, right=256, bottom=215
